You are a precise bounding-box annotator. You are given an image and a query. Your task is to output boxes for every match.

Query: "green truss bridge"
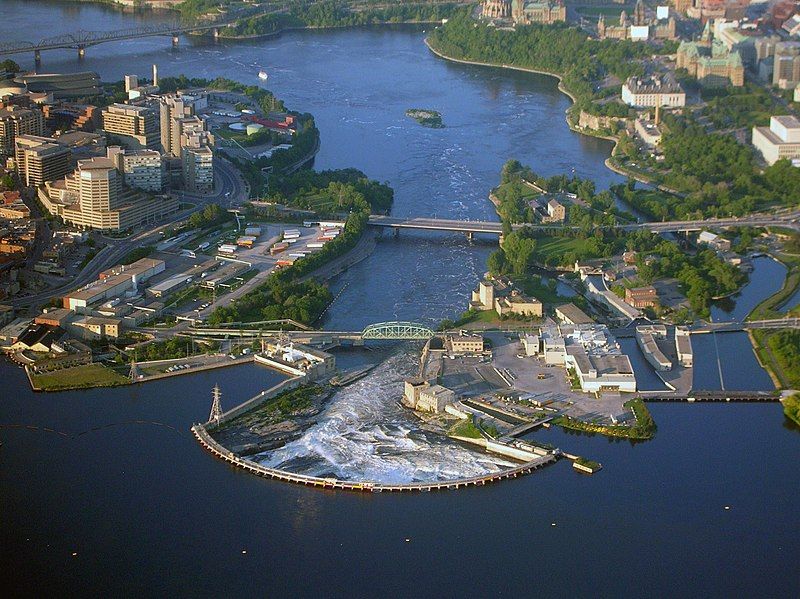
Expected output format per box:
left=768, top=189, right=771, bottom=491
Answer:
left=184, top=321, right=435, bottom=342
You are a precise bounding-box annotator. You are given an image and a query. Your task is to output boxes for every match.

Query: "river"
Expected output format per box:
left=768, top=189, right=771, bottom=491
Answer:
left=1, top=2, right=798, bottom=596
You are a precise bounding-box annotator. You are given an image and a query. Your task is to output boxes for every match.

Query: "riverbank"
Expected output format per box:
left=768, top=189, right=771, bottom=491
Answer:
left=215, top=20, right=447, bottom=42
left=425, top=39, right=668, bottom=189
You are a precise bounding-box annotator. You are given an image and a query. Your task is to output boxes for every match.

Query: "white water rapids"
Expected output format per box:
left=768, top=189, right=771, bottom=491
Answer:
left=253, top=352, right=513, bottom=483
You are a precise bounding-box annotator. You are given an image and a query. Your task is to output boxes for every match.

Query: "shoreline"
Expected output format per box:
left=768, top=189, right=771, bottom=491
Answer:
left=213, top=20, right=443, bottom=42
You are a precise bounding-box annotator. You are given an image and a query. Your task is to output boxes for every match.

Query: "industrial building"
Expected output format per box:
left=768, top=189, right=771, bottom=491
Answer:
left=62, top=257, right=165, bottom=311
left=555, top=303, right=594, bottom=326
left=675, top=327, right=693, bottom=368
left=446, top=333, right=484, bottom=354
left=402, top=379, right=457, bottom=414
left=635, top=325, right=672, bottom=371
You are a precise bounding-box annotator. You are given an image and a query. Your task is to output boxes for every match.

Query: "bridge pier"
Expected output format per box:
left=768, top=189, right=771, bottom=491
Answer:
left=77, top=46, right=85, bottom=59
left=34, top=49, right=41, bottom=65
left=466, top=231, right=474, bottom=242
left=213, top=28, right=220, bottom=39
left=172, top=35, right=179, bottom=48
left=394, top=228, right=399, bottom=238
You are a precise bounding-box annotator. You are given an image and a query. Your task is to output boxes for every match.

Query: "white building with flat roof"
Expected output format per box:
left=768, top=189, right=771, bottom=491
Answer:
left=752, top=115, right=800, bottom=165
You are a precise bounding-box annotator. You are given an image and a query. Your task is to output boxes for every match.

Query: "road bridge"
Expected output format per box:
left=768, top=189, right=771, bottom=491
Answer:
left=366, top=212, right=800, bottom=237
left=185, top=321, right=435, bottom=343
left=0, top=21, right=233, bottom=60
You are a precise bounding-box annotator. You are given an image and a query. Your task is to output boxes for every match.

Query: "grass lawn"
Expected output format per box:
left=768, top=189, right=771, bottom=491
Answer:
left=534, top=236, right=594, bottom=263
left=31, top=363, right=130, bottom=391
left=449, top=418, right=482, bottom=439
left=575, top=6, right=626, bottom=18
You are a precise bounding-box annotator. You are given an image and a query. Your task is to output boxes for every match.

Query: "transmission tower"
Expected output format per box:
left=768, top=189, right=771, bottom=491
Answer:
left=209, top=384, right=222, bottom=425
left=129, top=358, right=138, bottom=381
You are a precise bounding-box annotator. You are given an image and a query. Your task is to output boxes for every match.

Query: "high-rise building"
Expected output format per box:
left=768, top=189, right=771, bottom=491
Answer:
left=159, top=94, right=195, bottom=157
left=773, top=42, right=800, bottom=89
left=107, top=146, right=165, bottom=193
left=101, top=103, right=159, bottom=150
left=39, top=155, right=178, bottom=231
left=14, top=135, right=72, bottom=188
left=182, top=145, right=214, bottom=194
left=0, top=105, right=45, bottom=157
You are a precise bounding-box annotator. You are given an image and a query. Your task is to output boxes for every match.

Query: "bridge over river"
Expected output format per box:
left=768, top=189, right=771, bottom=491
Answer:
left=366, top=212, right=800, bottom=237
left=0, top=12, right=266, bottom=60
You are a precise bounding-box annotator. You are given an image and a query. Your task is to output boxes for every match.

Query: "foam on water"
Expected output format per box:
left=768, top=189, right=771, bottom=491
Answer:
left=254, top=352, right=512, bottom=482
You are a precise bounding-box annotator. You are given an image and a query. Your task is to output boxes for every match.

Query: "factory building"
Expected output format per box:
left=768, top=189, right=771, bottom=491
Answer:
left=62, top=257, right=165, bottom=311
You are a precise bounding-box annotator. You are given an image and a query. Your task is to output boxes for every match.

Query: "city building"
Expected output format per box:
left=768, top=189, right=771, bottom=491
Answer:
left=621, top=74, right=686, bottom=108
left=686, top=0, right=750, bottom=21
left=752, top=115, right=800, bottom=165
left=677, top=39, right=744, bottom=87
left=14, top=135, right=72, bottom=188
left=597, top=2, right=677, bottom=42
left=101, top=103, right=159, bottom=150
left=182, top=144, right=214, bottom=193
left=446, top=333, right=484, bottom=354
left=0, top=191, right=30, bottom=219
left=545, top=198, right=566, bottom=223
left=625, top=286, right=659, bottom=309
left=697, top=230, right=733, bottom=251
left=107, top=146, right=165, bottom=193
left=40, top=155, right=178, bottom=231
left=482, top=0, right=511, bottom=18
left=772, top=42, right=800, bottom=89
left=511, top=0, right=566, bottom=24
left=0, top=105, right=45, bottom=157
left=159, top=94, right=196, bottom=157
left=470, top=276, right=543, bottom=317
left=635, top=115, right=663, bottom=147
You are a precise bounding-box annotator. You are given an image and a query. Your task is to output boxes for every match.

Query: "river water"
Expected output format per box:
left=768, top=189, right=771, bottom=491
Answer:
left=1, top=3, right=797, bottom=596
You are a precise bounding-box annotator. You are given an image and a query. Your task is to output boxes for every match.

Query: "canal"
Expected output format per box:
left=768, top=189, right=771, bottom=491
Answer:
left=1, top=2, right=797, bottom=595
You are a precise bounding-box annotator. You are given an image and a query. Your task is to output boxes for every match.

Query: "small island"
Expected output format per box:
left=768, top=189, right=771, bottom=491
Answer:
left=406, top=108, right=444, bottom=128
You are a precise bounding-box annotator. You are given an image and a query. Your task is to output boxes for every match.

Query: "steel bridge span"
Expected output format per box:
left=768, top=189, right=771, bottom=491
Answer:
left=185, top=321, right=435, bottom=342
left=0, top=21, right=232, bottom=60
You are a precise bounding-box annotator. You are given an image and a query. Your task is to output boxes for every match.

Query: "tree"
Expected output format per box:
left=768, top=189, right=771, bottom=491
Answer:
left=0, top=59, right=20, bottom=74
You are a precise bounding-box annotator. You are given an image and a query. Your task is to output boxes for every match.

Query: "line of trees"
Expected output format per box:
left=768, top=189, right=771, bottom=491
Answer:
left=427, top=15, right=654, bottom=116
